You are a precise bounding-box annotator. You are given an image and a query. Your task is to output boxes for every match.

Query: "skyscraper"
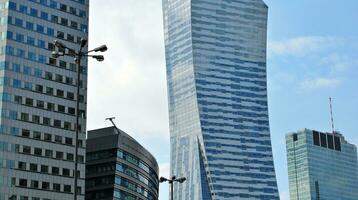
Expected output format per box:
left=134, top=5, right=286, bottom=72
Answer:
left=86, top=127, right=159, bottom=200
left=162, top=0, right=279, bottom=199
left=0, top=0, right=88, bottom=199
left=286, top=129, right=358, bottom=200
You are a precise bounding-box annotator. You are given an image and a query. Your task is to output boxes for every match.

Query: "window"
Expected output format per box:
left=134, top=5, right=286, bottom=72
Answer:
left=63, top=169, right=70, bottom=177
left=33, top=131, right=41, bottom=140
left=55, top=74, right=63, bottom=82
left=30, top=163, right=37, bottom=172
left=23, top=146, right=31, bottom=154
left=58, top=105, right=65, bottom=113
left=31, top=180, right=39, bottom=188
left=18, top=162, right=26, bottom=170
left=15, top=95, right=22, bottom=104
left=47, top=28, right=54, bottom=36
left=25, top=98, right=33, bottom=106
left=65, top=137, right=73, bottom=145
left=54, top=120, right=61, bottom=128
left=66, top=77, right=73, bottom=85
left=44, top=133, right=52, bottom=141
left=41, top=165, right=49, bottom=173
left=46, top=87, right=54, bottom=95
left=21, top=113, right=29, bottom=121
left=334, top=136, right=341, bottom=151
left=15, top=18, right=23, bottom=26
left=60, top=4, right=67, bottom=11
left=49, top=58, right=56, bottom=66
left=34, top=148, right=42, bottom=156
left=47, top=103, right=55, bottom=111
left=19, top=179, right=27, bottom=187
left=56, top=151, right=63, bottom=159
left=35, top=85, right=43, bottom=93
left=24, top=82, right=32, bottom=90
left=30, top=8, right=38, bottom=17
left=16, top=33, right=24, bottom=42
left=67, top=153, right=74, bottom=161
left=52, top=167, right=59, bottom=175
left=51, top=15, right=58, bottom=23
left=59, top=60, right=67, bottom=68
left=38, top=40, right=45, bottom=48
left=71, top=21, right=78, bottom=29
left=56, top=90, right=64, bottom=97
left=26, top=22, right=34, bottom=30
left=22, top=129, right=30, bottom=137
left=41, top=12, right=48, bottom=20
left=53, top=183, right=61, bottom=191
left=48, top=43, right=55, bottom=51
left=32, top=115, right=40, bottom=124
left=43, top=117, right=51, bottom=125
left=36, top=100, right=44, bottom=108
left=60, top=18, right=68, bottom=26
left=42, top=182, right=50, bottom=190
left=19, top=5, right=27, bottom=13
left=27, top=36, right=35, bottom=45
left=327, top=134, right=334, bottom=149
left=13, top=79, right=21, bottom=88
left=36, top=25, right=44, bottom=33
left=57, top=31, right=64, bottom=39
left=320, top=133, right=327, bottom=148
left=67, top=92, right=74, bottom=100
left=70, top=7, right=77, bottom=15
left=64, top=184, right=71, bottom=193
left=64, top=121, right=71, bottom=130
left=45, top=149, right=53, bottom=158
left=55, top=135, right=62, bottom=143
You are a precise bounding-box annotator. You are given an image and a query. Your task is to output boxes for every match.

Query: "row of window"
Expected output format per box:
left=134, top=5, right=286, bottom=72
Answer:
left=8, top=1, right=87, bottom=32
left=3, top=15, right=83, bottom=46
left=28, top=0, right=87, bottom=17
left=115, top=176, right=155, bottom=200
left=116, top=163, right=158, bottom=193
left=0, top=106, right=82, bottom=130
left=0, top=125, right=84, bottom=148
left=0, top=141, right=84, bottom=163
left=2, top=92, right=86, bottom=119
left=0, top=76, right=85, bottom=103
left=2, top=34, right=87, bottom=74
left=11, top=177, right=77, bottom=194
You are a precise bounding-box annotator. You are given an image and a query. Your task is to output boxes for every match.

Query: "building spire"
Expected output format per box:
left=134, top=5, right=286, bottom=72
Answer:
left=329, top=97, right=335, bottom=134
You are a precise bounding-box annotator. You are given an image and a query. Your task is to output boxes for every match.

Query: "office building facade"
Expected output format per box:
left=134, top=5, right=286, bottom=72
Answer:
left=0, top=0, right=88, bottom=199
left=286, top=129, right=358, bottom=200
left=86, top=127, right=159, bottom=200
left=162, top=0, right=279, bottom=199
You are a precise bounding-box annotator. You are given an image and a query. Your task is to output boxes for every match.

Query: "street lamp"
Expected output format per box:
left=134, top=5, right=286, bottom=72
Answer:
left=52, top=38, right=107, bottom=200
left=159, top=176, right=186, bottom=200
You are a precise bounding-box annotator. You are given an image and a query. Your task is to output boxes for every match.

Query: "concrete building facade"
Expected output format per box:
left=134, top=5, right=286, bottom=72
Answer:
left=0, top=0, right=89, bottom=199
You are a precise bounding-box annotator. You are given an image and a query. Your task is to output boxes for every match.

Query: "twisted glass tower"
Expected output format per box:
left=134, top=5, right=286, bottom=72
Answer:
left=163, top=0, right=279, bottom=199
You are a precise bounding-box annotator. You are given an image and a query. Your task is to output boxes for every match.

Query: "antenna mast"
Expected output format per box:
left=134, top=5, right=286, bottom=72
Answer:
left=105, top=117, right=120, bottom=134
left=329, top=98, right=335, bottom=134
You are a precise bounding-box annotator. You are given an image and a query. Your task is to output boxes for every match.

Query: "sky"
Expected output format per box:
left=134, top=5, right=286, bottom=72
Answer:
left=87, top=1, right=358, bottom=199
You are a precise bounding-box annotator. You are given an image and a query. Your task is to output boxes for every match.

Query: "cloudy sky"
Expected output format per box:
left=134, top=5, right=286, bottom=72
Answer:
left=87, top=0, right=358, bottom=199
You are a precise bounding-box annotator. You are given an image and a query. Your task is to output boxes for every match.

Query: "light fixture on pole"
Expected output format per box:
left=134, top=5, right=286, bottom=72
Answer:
left=159, top=176, right=186, bottom=200
left=51, top=39, right=107, bottom=200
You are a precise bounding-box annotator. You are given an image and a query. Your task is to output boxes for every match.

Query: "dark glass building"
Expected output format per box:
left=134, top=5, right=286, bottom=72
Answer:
left=86, top=127, right=159, bottom=200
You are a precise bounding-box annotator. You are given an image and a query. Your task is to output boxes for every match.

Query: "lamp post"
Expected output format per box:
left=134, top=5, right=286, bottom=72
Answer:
left=159, top=176, right=186, bottom=200
left=52, top=39, right=107, bottom=200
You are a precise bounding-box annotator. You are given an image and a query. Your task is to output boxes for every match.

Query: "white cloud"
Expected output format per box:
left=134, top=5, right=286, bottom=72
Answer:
left=300, top=77, right=341, bottom=90
left=87, top=0, right=169, bottom=139
left=268, top=36, right=344, bottom=57
left=320, top=53, right=358, bottom=72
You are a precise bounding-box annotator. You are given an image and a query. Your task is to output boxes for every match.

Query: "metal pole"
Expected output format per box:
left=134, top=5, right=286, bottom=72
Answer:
left=74, top=54, right=81, bottom=200
left=170, top=181, right=174, bottom=200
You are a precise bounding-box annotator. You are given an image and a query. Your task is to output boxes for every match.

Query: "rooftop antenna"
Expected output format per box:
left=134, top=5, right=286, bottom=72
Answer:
left=329, top=97, right=335, bottom=134
left=105, top=117, right=120, bottom=134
